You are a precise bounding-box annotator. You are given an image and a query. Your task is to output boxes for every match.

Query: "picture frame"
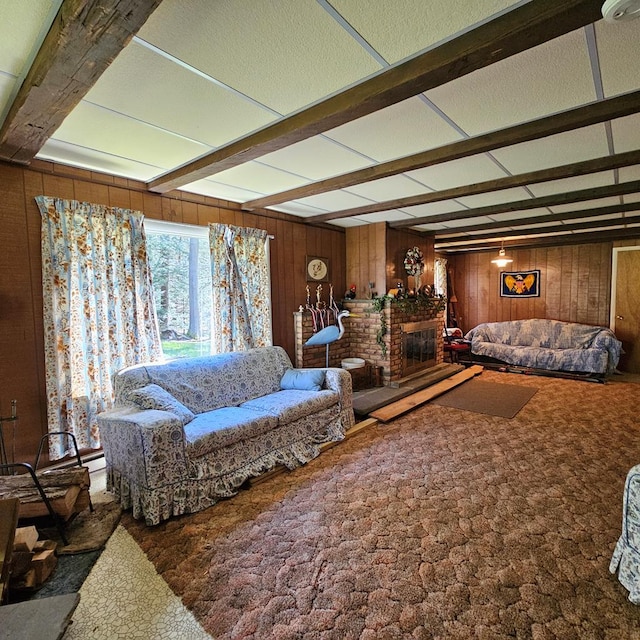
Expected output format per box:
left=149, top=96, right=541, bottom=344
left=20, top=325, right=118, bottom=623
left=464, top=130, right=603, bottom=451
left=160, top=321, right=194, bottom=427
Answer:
left=500, top=270, right=540, bottom=298
left=306, top=256, right=330, bottom=282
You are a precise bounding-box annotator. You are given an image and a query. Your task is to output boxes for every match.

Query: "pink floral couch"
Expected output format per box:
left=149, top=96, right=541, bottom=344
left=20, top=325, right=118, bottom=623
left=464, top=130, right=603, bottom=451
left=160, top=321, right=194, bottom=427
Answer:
left=97, top=346, right=354, bottom=525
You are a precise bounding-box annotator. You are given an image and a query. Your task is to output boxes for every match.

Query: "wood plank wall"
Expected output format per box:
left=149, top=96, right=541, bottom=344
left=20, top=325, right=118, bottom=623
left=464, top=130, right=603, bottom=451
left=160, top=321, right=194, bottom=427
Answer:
left=345, top=224, right=435, bottom=297
left=0, top=160, right=345, bottom=464
left=447, top=242, right=618, bottom=332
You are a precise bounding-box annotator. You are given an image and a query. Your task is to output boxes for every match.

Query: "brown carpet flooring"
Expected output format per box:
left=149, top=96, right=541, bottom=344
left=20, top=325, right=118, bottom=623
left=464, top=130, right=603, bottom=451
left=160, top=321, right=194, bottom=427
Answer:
left=123, top=370, right=640, bottom=639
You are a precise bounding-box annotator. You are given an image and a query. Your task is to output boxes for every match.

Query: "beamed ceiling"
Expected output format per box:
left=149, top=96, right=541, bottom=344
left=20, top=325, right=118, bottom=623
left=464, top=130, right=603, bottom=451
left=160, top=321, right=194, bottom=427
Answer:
left=1, top=0, right=640, bottom=255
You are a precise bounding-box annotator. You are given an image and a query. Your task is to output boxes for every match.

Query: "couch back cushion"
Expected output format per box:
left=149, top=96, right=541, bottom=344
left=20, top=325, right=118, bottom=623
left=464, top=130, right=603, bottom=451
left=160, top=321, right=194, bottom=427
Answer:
left=114, top=346, right=293, bottom=413
left=468, top=319, right=604, bottom=349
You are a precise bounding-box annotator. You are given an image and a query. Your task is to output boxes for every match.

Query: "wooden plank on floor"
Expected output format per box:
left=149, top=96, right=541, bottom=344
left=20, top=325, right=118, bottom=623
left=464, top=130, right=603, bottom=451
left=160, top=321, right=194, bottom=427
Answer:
left=370, top=365, right=484, bottom=423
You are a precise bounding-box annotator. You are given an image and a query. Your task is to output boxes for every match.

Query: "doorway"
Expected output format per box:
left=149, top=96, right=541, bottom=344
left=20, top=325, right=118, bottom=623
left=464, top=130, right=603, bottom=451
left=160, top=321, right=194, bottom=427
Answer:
left=611, top=246, right=640, bottom=374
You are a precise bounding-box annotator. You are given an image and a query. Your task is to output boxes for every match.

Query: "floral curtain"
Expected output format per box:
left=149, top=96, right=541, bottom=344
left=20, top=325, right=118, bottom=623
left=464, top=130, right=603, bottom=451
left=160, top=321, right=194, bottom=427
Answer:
left=36, top=196, right=162, bottom=460
left=209, top=223, right=272, bottom=353
left=434, top=257, right=448, bottom=299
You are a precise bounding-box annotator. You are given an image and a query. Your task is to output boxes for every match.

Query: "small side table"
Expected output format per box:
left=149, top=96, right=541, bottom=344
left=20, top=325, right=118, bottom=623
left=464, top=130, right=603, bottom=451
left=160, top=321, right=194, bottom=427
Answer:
left=610, top=464, right=640, bottom=603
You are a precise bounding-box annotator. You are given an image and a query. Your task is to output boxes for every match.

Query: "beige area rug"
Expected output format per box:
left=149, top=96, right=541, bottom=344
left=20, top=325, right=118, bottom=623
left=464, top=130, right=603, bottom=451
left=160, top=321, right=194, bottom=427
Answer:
left=431, top=379, right=538, bottom=418
left=123, top=371, right=640, bottom=639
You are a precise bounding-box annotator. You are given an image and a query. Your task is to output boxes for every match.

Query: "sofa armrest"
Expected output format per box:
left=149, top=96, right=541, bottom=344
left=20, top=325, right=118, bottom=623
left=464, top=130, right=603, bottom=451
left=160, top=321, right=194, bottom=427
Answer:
left=592, top=329, right=623, bottom=372
left=322, top=368, right=353, bottom=411
left=97, top=408, right=190, bottom=489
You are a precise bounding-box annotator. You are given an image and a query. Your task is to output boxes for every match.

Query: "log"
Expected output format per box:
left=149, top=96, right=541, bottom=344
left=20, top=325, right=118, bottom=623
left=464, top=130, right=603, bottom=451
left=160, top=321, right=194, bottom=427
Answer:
left=13, top=526, right=39, bottom=552
left=0, top=498, right=20, bottom=603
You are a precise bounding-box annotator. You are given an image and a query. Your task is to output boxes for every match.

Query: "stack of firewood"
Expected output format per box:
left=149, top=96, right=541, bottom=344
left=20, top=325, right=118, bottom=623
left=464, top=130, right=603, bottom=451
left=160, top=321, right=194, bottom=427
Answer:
left=9, top=526, right=57, bottom=591
left=0, top=466, right=90, bottom=521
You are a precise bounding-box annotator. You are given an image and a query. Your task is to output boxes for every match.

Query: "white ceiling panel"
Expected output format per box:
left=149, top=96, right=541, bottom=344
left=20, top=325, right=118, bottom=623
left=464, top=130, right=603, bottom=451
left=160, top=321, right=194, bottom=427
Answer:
left=620, top=166, right=640, bottom=182
left=406, top=155, right=509, bottom=190
left=595, top=19, right=640, bottom=97
left=183, top=178, right=267, bottom=204
left=83, top=42, right=277, bottom=149
left=355, top=210, right=418, bottom=223
left=488, top=208, right=555, bottom=221
left=425, top=28, right=596, bottom=136
left=297, top=190, right=380, bottom=211
left=490, top=124, right=610, bottom=174
left=612, top=114, right=640, bottom=154
left=327, top=0, right=521, bottom=64
left=37, top=138, right=163, bottom=181
left=549, top=196, right=623, bottom=214
left=259, top=136, right=373, bottom=180
left=326, top=217, right=368, bottom=228
left=344, top=175, right=429, bottom=201
left=51, top=102, right=210, bottom=171
left=398, top=200, right=467, bottom=217
left=0, top=0, right=57, bottom=76
left=526, top=171, right=615, bottom=198
left=0, top=73, right=15, bottom=118
left=200, top=161, right=310, bottom=195
left=324, top=96, right=463, bottom=161
left=273, top=201, right=330, bottom=216
left=456, top=186, right=533, bottom=208
left=138, top=0, right=381, bottom=115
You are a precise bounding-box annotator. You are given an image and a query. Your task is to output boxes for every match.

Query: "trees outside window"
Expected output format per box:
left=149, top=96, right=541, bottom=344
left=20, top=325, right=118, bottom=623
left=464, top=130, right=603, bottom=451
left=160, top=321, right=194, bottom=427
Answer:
left=145, top=220, right=212, bottom=358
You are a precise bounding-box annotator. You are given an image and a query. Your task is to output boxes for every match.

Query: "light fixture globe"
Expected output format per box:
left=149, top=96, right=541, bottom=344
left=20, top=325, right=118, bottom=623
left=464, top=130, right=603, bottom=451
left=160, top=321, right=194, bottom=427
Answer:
left=602, top=0, right=640, bottom=21
left=491, top=243, right=513, bottom=268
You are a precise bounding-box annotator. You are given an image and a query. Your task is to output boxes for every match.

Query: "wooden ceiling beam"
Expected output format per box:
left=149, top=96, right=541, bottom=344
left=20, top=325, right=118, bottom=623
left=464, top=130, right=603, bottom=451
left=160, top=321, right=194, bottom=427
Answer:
left=436, top=227, right=640, bottom=251
left=0, top=0, right=162, bottom=164
left=436, top=213, right=640, bottom=244
left=302, top=147, right=640, bottom=224
left=434, top=201, right=640, bottom=238
left=390, top=180, right=640, bottom=228
left=148, top=0, right=604, bottom=194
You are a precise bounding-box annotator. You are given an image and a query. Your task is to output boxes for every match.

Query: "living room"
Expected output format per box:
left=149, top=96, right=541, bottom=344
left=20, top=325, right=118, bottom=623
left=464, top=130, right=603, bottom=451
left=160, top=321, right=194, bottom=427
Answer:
left=2, top=0, right=640, bottom=638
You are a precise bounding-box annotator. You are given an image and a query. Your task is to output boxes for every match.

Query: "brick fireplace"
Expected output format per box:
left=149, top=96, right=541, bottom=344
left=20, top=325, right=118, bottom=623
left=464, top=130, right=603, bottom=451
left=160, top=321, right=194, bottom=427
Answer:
left=294, top=298, right=445, bottom=386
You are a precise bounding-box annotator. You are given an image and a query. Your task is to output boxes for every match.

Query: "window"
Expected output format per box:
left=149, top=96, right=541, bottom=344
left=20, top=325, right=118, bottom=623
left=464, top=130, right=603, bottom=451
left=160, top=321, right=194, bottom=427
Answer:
left=144, top=219, right=212, bottom=358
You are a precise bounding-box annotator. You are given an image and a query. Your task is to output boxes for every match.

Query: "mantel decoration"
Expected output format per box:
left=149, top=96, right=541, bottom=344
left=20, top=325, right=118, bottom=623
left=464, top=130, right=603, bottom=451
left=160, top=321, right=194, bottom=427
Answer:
left=404, top=247, right=425, bottom=290
left=370, top=291, right=447, bottom=356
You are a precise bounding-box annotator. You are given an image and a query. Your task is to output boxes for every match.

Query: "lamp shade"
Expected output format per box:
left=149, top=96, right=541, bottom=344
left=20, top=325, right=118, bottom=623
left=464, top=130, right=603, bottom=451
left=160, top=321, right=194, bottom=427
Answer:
left=491, top=247, right=513, bottom=268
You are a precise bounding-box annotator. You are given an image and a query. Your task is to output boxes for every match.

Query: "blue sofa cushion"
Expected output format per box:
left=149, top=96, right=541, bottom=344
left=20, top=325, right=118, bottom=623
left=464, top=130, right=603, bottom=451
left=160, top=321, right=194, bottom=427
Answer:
left=281, top=368, right=325, bottom=391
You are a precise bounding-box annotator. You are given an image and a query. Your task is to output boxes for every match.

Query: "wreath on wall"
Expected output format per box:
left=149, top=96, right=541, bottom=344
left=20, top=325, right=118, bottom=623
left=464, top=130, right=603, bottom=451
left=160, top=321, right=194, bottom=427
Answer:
left=404, top=247, right=425, bottom=277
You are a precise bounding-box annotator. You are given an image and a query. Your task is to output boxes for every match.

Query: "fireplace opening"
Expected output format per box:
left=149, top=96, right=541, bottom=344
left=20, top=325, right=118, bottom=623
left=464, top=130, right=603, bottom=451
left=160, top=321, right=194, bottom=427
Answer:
left=401, top=320, right=438, bottom=376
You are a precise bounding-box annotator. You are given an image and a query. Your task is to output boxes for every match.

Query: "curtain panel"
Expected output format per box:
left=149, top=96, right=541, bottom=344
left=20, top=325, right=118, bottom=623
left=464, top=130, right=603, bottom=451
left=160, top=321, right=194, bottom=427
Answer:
left=36, top=196, right=162, bottom=460
left=209, top=223, right=272, bottom=353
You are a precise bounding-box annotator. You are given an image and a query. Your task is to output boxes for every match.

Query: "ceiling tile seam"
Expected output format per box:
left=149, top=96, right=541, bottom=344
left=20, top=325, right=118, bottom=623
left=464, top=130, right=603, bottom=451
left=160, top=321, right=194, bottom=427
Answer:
left=585, top=23, right=619, bottom=185
left=315, top=0, right=484, bottom=212
left=38, top=137, right=168, bottom=173
left=315, top=0, right=388, bottom=67
left=131, top=36, right=282, bottom=118
left=315, top=0, right=474, bottom=211
left=132, top=33, right=388, bottom=175
left=79, top=99, right=213, bottom=149
left=0, top=0, right=64, bottom=129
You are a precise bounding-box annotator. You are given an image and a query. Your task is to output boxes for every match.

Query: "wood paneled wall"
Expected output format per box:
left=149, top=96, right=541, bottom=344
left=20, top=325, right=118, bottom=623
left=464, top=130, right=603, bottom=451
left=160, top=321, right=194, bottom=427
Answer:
left=0, top=160, right=345, bottom=463
left=447, top=243, right=615, bottom=332
left=346, top=223, right=435, bottom=296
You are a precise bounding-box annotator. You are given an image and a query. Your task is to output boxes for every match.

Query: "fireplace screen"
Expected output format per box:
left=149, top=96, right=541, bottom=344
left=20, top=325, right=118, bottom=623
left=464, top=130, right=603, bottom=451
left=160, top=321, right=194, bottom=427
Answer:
left=401, top=320, right=438, bottom=376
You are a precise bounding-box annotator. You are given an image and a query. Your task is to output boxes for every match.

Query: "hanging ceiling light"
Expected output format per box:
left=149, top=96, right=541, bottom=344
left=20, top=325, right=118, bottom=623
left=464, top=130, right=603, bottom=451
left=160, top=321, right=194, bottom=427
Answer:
left=491, top=241, right=513, bottom=268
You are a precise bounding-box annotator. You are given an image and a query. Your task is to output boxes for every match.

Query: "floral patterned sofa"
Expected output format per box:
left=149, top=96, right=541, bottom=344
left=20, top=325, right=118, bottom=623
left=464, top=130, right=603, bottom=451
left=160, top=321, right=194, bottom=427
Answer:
left=97, top=346, right=354, bottom=525
left=464, top=319, right=622, bottom=375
